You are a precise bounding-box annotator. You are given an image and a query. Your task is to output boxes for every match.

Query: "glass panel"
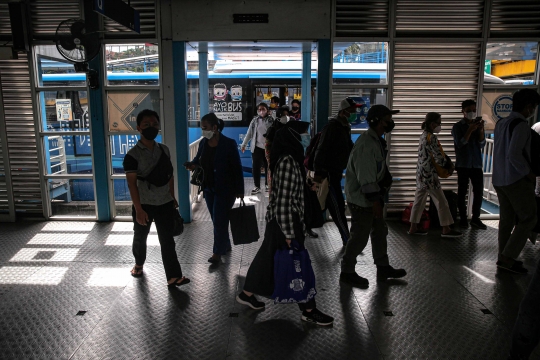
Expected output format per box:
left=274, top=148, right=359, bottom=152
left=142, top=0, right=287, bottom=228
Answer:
left=110, top=134, right=163, bottom=174
left=332, top=42, right=388, bottom=85
left=107, top=90, right=160, bottom=132
left=35, top=45, right=87, bottom=87
left=105, top=44, right=159, bottom=85
left=113, top=178, right=132, bottom=217
left=332, top=88, right=387, bottom=132
left=481, top=88, right=518, bottom=131
left=39, top=91, right=89, bottom=132
left=48, top=178, right=95, bottom=218
left=44, top=135, right=93, bottom=175
left=484, top=42, right=538, bottom=85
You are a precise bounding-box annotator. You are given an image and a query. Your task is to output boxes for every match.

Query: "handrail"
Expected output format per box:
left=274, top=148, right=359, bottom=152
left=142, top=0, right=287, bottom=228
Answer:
left=189, top=137, right=203, bottom=204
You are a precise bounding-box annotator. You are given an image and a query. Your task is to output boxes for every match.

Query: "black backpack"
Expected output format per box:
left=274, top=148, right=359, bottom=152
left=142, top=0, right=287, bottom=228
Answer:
left=137, top=144, right=173, bottom=188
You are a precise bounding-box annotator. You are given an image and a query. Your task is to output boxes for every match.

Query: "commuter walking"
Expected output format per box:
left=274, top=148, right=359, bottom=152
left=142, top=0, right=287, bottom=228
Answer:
left=264, top=105, right=290, bottom=195
left=290, top=99, right=301, bottom=120
left=452, top=99, right=487, bottom=229
left=408, top=112, right=462, bottom=237
left=493, top=89, right=540, bottom=274
left=340, top=105, right=407, bottom=288
left=123, top=109, right=189, bottom=288
left=312, top=97, right=359, bottom=245
left=241, top=103, right=274, bottom=194
left=186, top=113, right=245, bottom=264
left=236, top=124, right=334, bottom=326
left=269, top=96, right=280, bottom=119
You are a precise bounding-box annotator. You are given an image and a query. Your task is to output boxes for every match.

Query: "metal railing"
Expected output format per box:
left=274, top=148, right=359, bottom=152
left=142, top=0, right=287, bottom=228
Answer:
left=467, top=138, right=499, bottom=218
left=189, top=137, right=203, bottom=204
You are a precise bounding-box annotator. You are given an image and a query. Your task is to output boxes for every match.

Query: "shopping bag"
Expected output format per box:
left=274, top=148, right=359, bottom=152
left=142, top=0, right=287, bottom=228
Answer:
left=229, top=199, right=259, bottom=245
left=271, top=240, right=317, bottom=304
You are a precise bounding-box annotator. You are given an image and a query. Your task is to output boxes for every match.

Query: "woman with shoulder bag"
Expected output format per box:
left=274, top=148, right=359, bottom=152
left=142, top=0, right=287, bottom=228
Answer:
left=185, top=113, right=245, bottom=264
left=408, top=112, right=462, bottom=238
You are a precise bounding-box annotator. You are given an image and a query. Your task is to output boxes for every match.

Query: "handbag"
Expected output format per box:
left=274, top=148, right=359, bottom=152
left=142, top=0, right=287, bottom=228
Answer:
left=271, top=240, right=317, bottom=304
left=190, top=166, right=204, bottom=194
left=173, top=209, right=184, bottom=236
left=229, top=199, right=259, bottom=245
left=427, top=133, right=454, bottom=178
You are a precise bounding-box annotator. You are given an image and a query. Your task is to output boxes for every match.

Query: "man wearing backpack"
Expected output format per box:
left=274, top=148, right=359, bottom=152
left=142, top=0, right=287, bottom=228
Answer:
left=312, top=98, right=360, bottom=245
left=493, top=89, right=540, bottom=274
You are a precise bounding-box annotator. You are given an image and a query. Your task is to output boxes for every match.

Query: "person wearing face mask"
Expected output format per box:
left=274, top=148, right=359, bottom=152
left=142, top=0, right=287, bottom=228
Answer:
left=451, top=99, right=487, bottom=230
left=241, top=103, right=274, bottom=194
left=492, top=89, right=540, bottom=274
left=340, top=105, right=406, bottom=288
left=312, top=98, right=359, bottom=246
left=264, top=106, right=290, bottom=196
left=123, top=109, right=190, bottom=288
left=408, top=112, right=462, bottom=238
left=269, top=96, right=280, bottom=119
left=185, top=113, right=245, bottom=264
left=290, top=99, right=301, bottom=120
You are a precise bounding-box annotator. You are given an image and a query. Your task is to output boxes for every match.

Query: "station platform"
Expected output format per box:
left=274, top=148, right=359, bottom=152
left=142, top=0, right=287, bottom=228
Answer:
left=0, top=179, right=539, bottom=359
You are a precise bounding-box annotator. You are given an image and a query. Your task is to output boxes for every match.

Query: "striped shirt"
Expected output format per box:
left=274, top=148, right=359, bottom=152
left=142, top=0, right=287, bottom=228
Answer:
left=265, top=155, right=305, bottom=238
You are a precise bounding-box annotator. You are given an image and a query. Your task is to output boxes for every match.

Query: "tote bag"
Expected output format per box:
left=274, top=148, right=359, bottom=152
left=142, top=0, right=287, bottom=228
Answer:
left=229, top=199, right=259, bottom=245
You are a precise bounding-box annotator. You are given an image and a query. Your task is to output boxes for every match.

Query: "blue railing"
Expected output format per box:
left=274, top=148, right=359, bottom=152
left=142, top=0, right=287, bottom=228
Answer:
left=333, top=51, right=387, bottom=64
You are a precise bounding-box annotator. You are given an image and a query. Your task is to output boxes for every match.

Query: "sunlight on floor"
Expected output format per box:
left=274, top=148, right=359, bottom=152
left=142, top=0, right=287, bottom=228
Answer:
left=463, top=265, right=495, bottom=284
left=87, top=268, right=131, bottom=287
left=10, top=248, right=80, bottom=262
left=105, top=234, right=159, bottom=246
left=28, top=233, right=89, bottom=246
left=0, top=266, right=68, bottom=285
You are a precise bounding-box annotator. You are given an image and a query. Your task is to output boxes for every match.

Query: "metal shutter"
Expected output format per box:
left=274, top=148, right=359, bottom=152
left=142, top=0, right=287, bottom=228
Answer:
left=490, top=0, right=540, bottom=38
left=335, top=0, right=389, bottom=38
left=396, top=0, right=484, bottom=36
left=29, top=0, right=81, bottom=39
left=387, top=43, right=480, bottom=212
left=0, top=54, right=43, bottom=216
left=0, top=3, right=11, bottom=38
left=103, top=0, right=156, bottom=39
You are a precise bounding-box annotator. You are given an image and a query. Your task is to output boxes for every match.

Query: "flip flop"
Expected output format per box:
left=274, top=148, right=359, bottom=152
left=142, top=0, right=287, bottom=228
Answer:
left=130, top=266, right=143, bottom=278
left=167, top=277, right=191, bottom=288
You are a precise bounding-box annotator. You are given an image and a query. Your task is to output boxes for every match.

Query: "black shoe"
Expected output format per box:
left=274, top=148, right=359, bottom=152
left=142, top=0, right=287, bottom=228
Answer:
left=251, top=187, right=261, bottom=195
left=377, top=265, right=407, bottom=282
left=496, top=261, right=528, bottom=274
left=236, top=292, right=265, bottom=310
left=340, top=272, right=369, bottom=288
left=307, top=229, right=319, bottom=238
left=470, top=218, right=487, bottom=230
left=441, top=229, right=462, bottom=238
left=459, top=219, right=469, bottom=228
left=208, top=255, right=221, bottom=264
left=301, top=308, right=334, bottom=326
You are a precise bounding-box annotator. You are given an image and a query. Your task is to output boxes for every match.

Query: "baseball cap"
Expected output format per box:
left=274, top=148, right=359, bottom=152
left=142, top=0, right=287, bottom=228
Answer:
left=338, top=97, right=363, bottom=111
left=366, top=104, right=400, bottom=122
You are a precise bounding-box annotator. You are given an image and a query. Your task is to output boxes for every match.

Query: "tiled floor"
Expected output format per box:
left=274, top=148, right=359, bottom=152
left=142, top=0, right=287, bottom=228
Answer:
left=0, top=179, right=539, bottom=359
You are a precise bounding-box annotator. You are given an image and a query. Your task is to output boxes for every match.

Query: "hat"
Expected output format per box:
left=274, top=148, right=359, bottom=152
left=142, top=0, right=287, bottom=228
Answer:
left=338, top=97, right=363, bottom=111
left=286, top=120, right=310, bottom=134
left=366, top=104, right=400, bottom=122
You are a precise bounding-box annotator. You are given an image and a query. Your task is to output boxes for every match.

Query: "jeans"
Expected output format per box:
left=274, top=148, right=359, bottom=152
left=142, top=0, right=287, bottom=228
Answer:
left=251, top=146, right=268, bottom=188
left=132, top=201, right=183, bottom=281
left=494, top=177, right=537, bottom=260
left=204, top=188, right=236, bottom=255
left=456, top=167, right=484, bottom=220
left=341, top=203, right=389, bottom=273
left=326, top=171, right=350, bottom=243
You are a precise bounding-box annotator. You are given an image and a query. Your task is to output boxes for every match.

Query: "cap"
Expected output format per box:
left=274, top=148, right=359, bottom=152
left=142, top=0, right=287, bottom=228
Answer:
left=366, top=104, right=400, bottom=122
left=286, top=120, right=310, bottom=134
left=338, top=97, right=363, bottom=111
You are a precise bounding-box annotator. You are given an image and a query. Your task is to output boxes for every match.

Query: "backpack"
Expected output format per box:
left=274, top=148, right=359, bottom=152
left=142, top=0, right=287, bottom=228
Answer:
left=509, top=117, right=540, bottom=175
left=303, top=131, right=322, bottom=171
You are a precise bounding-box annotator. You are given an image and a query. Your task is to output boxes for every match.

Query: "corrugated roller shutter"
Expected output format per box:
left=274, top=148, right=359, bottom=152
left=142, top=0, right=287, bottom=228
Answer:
left=335, top=0, right=389, bottom=38
left=490, top=0, right=540, bottom=38
left=0, top=3, right=11, bottom=38
left=387, top=43, right=480, bottom=212
left=0, top=136, right=9, bottom=214
left=396, top=0, right=484, bottom=36
left=103, top=0, right=156, bottom=39
left=0, top=54, right=43, bottom=215
left=29, top=0, right=81, bottom=39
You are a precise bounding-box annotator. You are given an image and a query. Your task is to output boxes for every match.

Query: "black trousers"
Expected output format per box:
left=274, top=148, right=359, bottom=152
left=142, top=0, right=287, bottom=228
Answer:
left=244, top=218, right=316, bottom=311
left=326, top=171, right=350, bottom=243
left=132, top=201, right=183, bottom=281
left=251, top=146, right=268, bottom=188
left=456, top=167, right=484, bottom=220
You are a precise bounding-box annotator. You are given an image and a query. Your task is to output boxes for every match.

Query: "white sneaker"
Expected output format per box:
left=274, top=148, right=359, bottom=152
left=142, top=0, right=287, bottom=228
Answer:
left=251, top=187, right=261, bottom=195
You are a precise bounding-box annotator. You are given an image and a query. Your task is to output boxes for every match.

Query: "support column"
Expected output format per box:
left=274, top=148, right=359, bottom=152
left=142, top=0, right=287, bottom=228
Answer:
left=316, top=39, right=332, bottom=132
left=173, top=41, right=192, bottom=222
left=199, top=42, right=209, bottom=118
left=301, top=42, right=311, bottom=123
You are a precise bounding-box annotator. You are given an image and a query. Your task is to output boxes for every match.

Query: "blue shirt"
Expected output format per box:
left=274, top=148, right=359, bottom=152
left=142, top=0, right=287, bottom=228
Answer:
left=493, top=112, right=532, bottom=187
left=451, top=118, right=486, bottom=169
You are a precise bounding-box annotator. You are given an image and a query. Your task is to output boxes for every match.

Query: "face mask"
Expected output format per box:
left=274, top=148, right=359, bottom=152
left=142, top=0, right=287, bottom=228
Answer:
left=292, top=106, right=299, bottom=112
left=346, top=111, right=357, bottom=124
left=384, top=119, right=395, bottom=133
left=141, top=126, right=159, bottom=141
left=258, top=110, right=267, bottom=117
left=279, top=115, right=289, bottom=124
left=466, top=112, right=477, bottom=120
left=202, top=130, right=214, bottom=139
left=433, top=125, right=442, bottom=133
left=300, top=134, right=311, bottom=150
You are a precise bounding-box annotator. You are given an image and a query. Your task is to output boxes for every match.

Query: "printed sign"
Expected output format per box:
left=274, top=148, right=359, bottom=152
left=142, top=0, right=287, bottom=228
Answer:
left=107, top=91, right=160, bottom=131
left=211, top=80, right=250, bottom=123
left=481, top=91, right=514, bottom=131
left=215, top=112, right=242, bottom=121
left=55, top=99, right=73, bottom=121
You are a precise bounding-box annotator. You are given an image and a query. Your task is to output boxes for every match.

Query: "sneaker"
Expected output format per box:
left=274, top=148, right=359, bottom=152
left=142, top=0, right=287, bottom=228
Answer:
left=441, top=229, right=462, bottom=238
left=407, top=229, right=428, bottom=236
left=470, top=218, right=487, bottom=230
left=301, top=308, right=334, bottom=326
left=265, top=185, right=269, bottom=192
left=377, top=265, right=407, bottom=282
left=251, top=187, right=261, bottom=195
left=236, top=292, right=265, bottom=310
left=496, top=261, right=528, bottom=274
left=339, top=272, right=369, bottom=288
left=459, top=219, right=469, bottom=228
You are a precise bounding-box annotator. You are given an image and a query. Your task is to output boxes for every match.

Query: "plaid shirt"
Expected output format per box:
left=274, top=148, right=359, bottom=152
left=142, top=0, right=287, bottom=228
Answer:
left=265, top=155, right=305, bottom=238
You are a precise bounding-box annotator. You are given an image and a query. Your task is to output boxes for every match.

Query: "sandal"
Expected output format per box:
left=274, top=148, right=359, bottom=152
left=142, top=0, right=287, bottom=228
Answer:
left=130, top=265, right=144, bottom=278
left=167, top=276, right=191, bottom=288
